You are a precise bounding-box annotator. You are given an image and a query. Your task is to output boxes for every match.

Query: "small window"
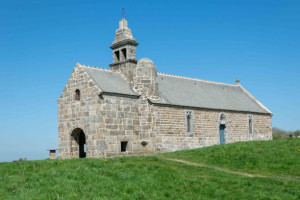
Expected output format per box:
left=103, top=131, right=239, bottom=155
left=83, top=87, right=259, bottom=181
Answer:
left=186, top=110, right=194, bottom=136
left=249, top=115, right=253, bottom=134
left=75, top=89, right=80, bottom=101
left=121, top=48, right=127, bottom=60
left=114, top=51, right=120, bottom=61
left=121, top=141, right=128, bottom=152
left=187, top=112, right=191, bottom=132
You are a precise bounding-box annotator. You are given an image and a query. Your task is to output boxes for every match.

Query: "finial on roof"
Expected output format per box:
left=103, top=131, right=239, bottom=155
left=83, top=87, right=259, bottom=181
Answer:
left=235, top=78, right=240, bottom=85
left=122, top=7, right=125, bottom=19
left=111, top=12, right=137, bottom=45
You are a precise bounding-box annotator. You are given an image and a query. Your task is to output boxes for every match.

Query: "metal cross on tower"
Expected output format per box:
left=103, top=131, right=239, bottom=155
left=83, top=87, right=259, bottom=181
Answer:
left=122, top=7, right=125, bottom=18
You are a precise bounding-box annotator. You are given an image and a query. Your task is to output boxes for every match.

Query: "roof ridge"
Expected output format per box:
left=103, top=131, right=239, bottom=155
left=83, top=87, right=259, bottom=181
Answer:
left=77, top=64, right=236, bottom=86
left=157, top=72, right=237, bottom=86
left=76, top=63, right=112, bottom=72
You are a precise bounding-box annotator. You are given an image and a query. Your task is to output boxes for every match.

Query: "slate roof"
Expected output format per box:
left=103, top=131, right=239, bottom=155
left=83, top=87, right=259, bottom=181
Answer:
left=79, top=64, right=139, bottom=96
left=150, top=74, right=271, bottom=114
left=79, top=64, right=271, bottom=114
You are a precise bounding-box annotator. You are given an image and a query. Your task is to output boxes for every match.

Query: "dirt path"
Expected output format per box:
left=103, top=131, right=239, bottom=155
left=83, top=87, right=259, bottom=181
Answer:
left=163, top=158, right=300, bottom=182
left=162, top=158, right=266, bottom=178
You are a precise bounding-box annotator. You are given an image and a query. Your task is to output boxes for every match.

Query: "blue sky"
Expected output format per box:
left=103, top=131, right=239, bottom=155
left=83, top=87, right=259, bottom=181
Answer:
left=0, top=0, right=299, bottom=162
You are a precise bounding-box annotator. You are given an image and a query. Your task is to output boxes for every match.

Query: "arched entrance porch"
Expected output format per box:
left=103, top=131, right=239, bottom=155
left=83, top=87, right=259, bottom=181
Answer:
left=71, top=128, right=86, bottom=158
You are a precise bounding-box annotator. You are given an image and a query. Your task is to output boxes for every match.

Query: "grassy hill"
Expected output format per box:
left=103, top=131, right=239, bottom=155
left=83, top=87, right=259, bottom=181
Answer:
left=1, top=139, right=299, bottom=200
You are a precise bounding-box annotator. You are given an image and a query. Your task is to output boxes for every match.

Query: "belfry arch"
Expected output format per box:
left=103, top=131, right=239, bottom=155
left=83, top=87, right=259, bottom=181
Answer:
left=70, top=128, right=86, bottom=158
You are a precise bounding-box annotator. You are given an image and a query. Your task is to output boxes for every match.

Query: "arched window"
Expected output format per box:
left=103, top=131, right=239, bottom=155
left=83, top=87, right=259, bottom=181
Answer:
left=187, top=112, right=191, bottom=132
left=75, top=89, right=80, bottom=101
left=185, top=110, right=194, bottom=137
left=219, top=112, right=227, bottom=144
left=220, top=113, right=226, bottom=121
left=249, top=115, right=253, bottom=135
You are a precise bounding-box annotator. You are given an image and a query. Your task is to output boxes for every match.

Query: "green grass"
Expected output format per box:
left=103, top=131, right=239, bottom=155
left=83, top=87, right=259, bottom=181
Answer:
left=0, top=139, right=299, bottom=200
left=158, top=139, right=300, bottom=177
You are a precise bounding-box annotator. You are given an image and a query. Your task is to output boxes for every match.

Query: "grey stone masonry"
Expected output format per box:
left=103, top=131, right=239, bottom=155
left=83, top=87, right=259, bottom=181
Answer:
left=133, top=58, right=159, bottom=99
left=57, top=18, right=272, bottom=159
left=109, top=18, right=138, bottom=84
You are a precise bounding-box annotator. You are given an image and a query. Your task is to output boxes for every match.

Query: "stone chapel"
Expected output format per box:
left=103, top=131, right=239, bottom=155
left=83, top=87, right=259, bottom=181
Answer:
left=57, top=18, right=272, bottom=158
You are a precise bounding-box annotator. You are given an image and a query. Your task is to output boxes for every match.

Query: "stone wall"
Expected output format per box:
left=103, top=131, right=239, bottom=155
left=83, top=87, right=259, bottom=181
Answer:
left=58, top=65, right=100, bottom=158
left=133, top=58, right=159, bottom=99
left=152, top=105, right=272, bottom=152
left=58, top=65, right=155, bottom=158
left=58, top=65, right=272, bottom=159
left=110, top=61, right=137, bottom=84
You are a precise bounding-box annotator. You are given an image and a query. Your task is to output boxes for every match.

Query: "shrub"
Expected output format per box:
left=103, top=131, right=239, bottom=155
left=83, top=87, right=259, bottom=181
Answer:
left=294, top=130, right=300, bottom=137
left=17, top=158, right=27, bottom=162
left=272, top=131, right=289, bottom=140
left=272, top=127, right=300, bottom=139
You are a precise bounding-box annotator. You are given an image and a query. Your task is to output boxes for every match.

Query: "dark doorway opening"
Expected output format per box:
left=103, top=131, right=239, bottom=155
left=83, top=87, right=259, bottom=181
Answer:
left=71, top=128, right=86, bottom=158
left=219, top=125, right=225, bottom=145
left=121, top=141, right=128, bottom=152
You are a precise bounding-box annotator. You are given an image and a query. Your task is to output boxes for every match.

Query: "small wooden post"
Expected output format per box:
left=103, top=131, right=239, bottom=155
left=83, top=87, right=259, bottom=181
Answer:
left=48, top=149, right=57, bottom=159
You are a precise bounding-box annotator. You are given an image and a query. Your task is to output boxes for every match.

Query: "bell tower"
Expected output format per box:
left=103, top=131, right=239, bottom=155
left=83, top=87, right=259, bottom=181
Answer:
left=109, top=17, right=139, bottom=83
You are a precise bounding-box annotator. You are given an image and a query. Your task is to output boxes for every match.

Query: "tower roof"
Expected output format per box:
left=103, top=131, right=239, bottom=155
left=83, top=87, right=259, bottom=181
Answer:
left=111, top=18, right=138, bottom=49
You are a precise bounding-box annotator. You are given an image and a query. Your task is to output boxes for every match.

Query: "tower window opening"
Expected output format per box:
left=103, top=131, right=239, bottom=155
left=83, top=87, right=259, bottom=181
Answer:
left=75, top=89, right=80, bottom=101
left=121, top=48, right=127, bottom=60
left=121, top=141, right=128, bottom=152
left=115, top=51, right=120, bottom=61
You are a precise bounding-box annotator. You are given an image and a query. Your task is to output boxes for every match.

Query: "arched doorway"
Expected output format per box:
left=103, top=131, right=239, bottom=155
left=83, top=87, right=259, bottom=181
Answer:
left=218, top=112, right=228, bottom=145
left=71, top=128, right=86, bottom=158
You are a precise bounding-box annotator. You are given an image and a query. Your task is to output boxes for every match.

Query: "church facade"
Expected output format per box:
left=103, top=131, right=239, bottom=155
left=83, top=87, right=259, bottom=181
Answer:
left=57, top=18, right=272, bottom=159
